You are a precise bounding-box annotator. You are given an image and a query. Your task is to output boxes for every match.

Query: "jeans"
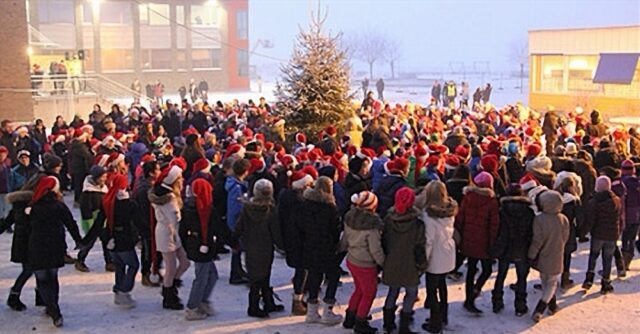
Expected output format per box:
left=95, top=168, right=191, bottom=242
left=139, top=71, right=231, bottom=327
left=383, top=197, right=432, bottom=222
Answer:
left=0, top=194, right=11, bottom=219
left=34, top=269, right=59, bottom=310
left=111, top=250, right=140, bottom=293
left=187, top=261, right=218, bottom=310
left=292, top=268, right=308, bottom=295
left=78, top=218, right=112, bottom=265
left=426, top=273, right=448, bottom=332
left=622, top=224, right=640, bottom=255
left=11, top=263, right=34, bottom=293
left=347, top=260, right=378, bottom=318
left=465, top=257, right=493, bottom=301
left=384, top=285, right=418, bottom=311
left=539, top=273, right=560, bottom=303
left=587, top=238, right=616, bottom=280
left=306, top=267, right=340, bottom=304
left=493, top=259, right=529, bottom=299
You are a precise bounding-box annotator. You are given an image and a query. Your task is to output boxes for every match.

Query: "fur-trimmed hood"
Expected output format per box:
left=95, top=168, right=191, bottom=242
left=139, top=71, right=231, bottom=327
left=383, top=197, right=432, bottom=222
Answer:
left=463, top=185, right=495, bottom=198
left=303, top=187, right=335, bottom=206
left=425, top=197, right=458, bottom=218
left=148, top=189, right=174, bottom=205
left=538, top=190, right=563, bottom=214
left=499, top=195, right=531, bottom=205
left=6, top=190, right=34, bottom=204
left=345, top=207, right=383, bottom=231
left=82, top=176, right=108, bottom=193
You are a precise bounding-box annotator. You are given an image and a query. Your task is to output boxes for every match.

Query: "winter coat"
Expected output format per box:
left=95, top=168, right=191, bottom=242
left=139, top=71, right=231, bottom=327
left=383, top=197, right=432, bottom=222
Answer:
left=235, top=198, right=283, bottom=280
left=179, top=199, right=217, bottom=263
left=560, top=193, right=580, bottom=254
left=542, top=111, right=559, bottom=137
left=573, top=158, right=596, bottom=204
left=299, top=188, right=341, bottom=273
left=149, top=189, right=182, bottom=253
left=585, top=191, right=622, bottom=242
left=528, top=169, right=556, bottom=189
left=345, top=172, right=371, bottom=204
left=491, top=196, right=534, bottom=261
left=277, top=188, right=305, bottom=268
left=4, top=190, right=33, bottom=263
left=0, top=160, right=10, bottom=193
left=424, top=199, right=458, bottom=275
left=339, top=207, right=385, bottom=268
left=79, top=176, right=107, bottom=221
left=445, top=178, right=468, bottom=204
left=621, top=174, right=640, bottom=226
left=443, top=134, right=468, bottom=153
left=70, top=139, right=93, bottom=177
left=455, top=185, right=499, bottom=259
left=374, top=173, right=406, bottom=217
left=132, top=177, right=153, bottom=238
left=528, top=191, right=570, bottom=275
left=10, top=164, right=38, bottom=192
left=505, top=157, right=525, bottom=184
left=594, top=148, right=620, bottom=171
left=554, top=171, right=583, bottom=197
left=382, top=207, right=426, bottom=287
left=108, top=199, right=141, bottom=252
left=225, top=176, right=247, bottom=231
left=370, top=156, right=389, bottom=191
left=586, top=122, right=607, bottom=138
left=28, top=194, right=82, bottom=270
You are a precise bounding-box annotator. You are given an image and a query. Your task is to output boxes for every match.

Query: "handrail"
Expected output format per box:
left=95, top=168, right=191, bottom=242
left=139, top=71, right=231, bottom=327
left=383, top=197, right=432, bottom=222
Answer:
left=88, top=73, right=153, bottom=103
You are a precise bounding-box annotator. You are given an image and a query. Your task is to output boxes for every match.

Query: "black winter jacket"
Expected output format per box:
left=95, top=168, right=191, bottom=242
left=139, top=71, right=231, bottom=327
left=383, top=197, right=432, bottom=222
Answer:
left=108, top=199, right=141, bottom=252
left=277, top=188, right=305, bottom=268
left=374, top=174, right=406, bottom=218
left=299, top=188, right=341, bottom=273
left=491, top=196, right=535, bottom=261
left=180, top=199, right=217, bottom=263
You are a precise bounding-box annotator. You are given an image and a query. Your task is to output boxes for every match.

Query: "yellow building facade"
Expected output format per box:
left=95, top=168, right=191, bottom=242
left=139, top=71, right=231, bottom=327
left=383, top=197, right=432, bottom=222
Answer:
left=529, top=25, right=640, bottom=120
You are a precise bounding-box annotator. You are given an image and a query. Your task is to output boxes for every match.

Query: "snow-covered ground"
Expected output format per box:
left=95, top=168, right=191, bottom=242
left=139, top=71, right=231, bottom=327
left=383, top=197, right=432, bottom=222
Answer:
left=1, top=194, right=639, bottom=333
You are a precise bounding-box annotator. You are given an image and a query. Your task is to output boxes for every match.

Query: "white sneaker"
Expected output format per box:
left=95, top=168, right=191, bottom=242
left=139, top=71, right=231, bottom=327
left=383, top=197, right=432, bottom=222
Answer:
left=319, top=302, right=343, bottom=325
left=305, top=302, right=321, bottom=323
left=185, top=308, right=207, bottom=321
left=199, top=302, right=215, bottom=316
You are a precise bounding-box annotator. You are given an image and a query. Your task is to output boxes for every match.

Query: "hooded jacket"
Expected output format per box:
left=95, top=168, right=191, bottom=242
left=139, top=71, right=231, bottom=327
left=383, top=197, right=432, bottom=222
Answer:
left=585, top=190, right=622, bottom=241
left=277, top=188, right=305, bottom=268
left=299, top=186, right=341, bottom=272
left=382, top=207, right=425, bottom=287
left=528, top=191, right=570, bottom=275
left=339, top=207, right=385, bottom=268
left=224, top=175, right=247, bottom=230
left=2, top=190, right=33, bottom=263
left=149, top=188, right=182, bottom=253
left=491, top=196, right=534, bottom=261
left=424, top=198, right=458, bottom=275
left=108, top=198, right=140, bottom=252
left=455, top=185, right=499, bottom=259
left=374, top=173, right=406, bottom=217
left=621, top=174, right=640, bottom=226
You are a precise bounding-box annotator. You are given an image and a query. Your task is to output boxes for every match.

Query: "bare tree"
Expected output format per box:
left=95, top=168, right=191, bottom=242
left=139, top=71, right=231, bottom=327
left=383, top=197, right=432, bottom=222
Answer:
left=354, top=29, right=387, bottom=80
left=509, top=38, right=529, bottom=92
left=382, top=38, right=401, bottom=80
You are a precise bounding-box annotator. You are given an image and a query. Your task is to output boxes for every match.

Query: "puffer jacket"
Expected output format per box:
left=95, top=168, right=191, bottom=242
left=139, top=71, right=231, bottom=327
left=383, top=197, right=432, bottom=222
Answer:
left=179, top=198, right=217, bottom=263
left=491, top=196, right=534, bottom=261
left=371, top=156, right=389, bottom=191
left=277, top=188, right=305, bottom=269
left=2, top=190, right=33, bottom=263
left=299, top=187, right=341, bottom=273
left=224, top=176, right=247, bottom=230
left=374, top=173, right=406, bottom=218
left=528, top=190, right=570, bottom=275
left=622, top=174, right=640, bottom=226
left=340, top=207, right=385, bottom=268
left=585, top=190, right=622, bottom=241
left=424, top=198, right=458, bottom=275
left=382, top=207, right=425, bottom=287
left=455, top=185, right=499, bottom=259
left=108, top=198, right=141, bottom=252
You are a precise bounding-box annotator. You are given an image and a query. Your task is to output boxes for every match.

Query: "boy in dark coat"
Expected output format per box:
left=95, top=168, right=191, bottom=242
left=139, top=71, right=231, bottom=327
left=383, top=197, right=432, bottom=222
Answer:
left=490, top=186, right=534, bottom=316
left=235, top=179, right=284, bottom=318
left=374, top=158, right=409, bottom=218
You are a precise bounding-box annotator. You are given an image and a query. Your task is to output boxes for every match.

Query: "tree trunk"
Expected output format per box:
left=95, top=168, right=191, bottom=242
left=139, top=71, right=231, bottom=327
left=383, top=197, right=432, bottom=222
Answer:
left=390, top=61, right=395, bottom=80
left=369, top=62, right=374, bottom=80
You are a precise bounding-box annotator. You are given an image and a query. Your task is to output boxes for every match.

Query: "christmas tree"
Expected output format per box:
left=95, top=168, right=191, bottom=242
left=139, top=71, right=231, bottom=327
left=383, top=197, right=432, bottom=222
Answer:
left=276, top=10, right=354, bottom=139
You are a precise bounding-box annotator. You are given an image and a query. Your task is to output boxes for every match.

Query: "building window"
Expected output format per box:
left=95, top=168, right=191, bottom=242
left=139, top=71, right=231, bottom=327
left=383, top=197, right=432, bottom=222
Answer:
left=539, top=55, right=564, bottom=93
left=100, top=2, right=132, bottom=25
left=237, top=50, right=249, bottom=77
left=567, top=55, right=598, bottom=92
left=236, top=11, right=248, bottom=39
left=82, top=3, right=92, bottom=24
left=176, top=6, right=185, bottom=25
left=101, top=49, right=134, bottom=71
left=191, top=4, right=218, bottom=27
left=141, top=49, right=172, bottom=70
left=192, top=49, right=221, bottom=69
left=139, top=3, right=170, bottom=25
left=38, top=0, right=75, bottom=24
left=176, top=50, right=187, bottom=69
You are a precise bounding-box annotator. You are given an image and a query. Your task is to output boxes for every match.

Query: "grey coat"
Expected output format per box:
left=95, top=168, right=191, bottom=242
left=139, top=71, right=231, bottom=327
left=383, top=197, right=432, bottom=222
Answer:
left=528, top=191, right=570, bottom=275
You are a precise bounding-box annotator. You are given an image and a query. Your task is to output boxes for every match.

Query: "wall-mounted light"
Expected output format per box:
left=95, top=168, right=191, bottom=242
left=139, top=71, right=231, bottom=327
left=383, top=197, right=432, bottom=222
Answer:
left=27, top=46, right=33, bottom=56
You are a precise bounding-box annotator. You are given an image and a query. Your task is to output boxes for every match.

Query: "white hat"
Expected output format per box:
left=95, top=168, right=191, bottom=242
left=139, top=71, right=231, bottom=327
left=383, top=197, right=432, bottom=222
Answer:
left=162, top=165, right=183, bottom=186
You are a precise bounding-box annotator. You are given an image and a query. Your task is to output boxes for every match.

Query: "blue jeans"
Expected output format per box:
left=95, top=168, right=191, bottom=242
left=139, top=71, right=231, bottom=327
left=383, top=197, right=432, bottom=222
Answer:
left=187, top=261, right=218, bottom=310
left=384, top=285, right=418, bottom=311
left=110, top=250, right=139, bottom=293
left=622, top=224, right=640, bottom=255
left=587, top=238, right=616, bottom=280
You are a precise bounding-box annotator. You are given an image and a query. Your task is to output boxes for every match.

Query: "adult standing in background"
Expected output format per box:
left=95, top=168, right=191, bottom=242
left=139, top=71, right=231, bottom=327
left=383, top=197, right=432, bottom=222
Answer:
left=361, top=77, right=369, bottom=98
left=376, top=78, right=385, bottom=101
left=431, top=80, right=441, bottom=106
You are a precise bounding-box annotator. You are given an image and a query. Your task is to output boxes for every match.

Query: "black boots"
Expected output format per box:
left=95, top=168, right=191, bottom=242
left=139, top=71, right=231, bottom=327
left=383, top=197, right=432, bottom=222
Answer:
left=162, top=285, right=183, bottom=310
left=622, top=251, right=633, bottom=270
left=399, top=312, right=416, bottom=334
left=383, top=306, right=397, bottom=333
left=7, top=291, right=26, bottom=311
left=601, top=279, right=614, bottom=295
left=354, top=316, right=377, bottom=334
left=46, top=305, right=64, bottom=327
left=343, top=309, right=356, bottom=329
left=532, top=300, right=547, bottom=322
left=291, top=293, right=307, bottom=316
left=35, top=289, right=44, bottom=307
left=514, top=292, right=528, bottom=316
left=582, top=271, right=595, bottom=290
left=491, top=290, right=504, bottom=313
left=547, top=296, right=559, bottom=315
left=561, top=272, right=574, bottom=289
left=262, top=286, right=284, bottom=313
left=247, top=286, right=268, bottom=318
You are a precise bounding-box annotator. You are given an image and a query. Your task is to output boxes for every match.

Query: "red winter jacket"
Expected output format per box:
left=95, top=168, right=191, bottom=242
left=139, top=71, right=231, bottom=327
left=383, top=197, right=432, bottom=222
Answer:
left=455, top=185, right=500, bottom=259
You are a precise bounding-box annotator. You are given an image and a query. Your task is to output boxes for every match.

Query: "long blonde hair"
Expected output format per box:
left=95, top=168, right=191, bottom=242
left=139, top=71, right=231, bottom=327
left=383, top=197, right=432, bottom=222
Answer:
left=172, top=176, right=184, bottom=209
left=423, top=181, right=448, bottom=208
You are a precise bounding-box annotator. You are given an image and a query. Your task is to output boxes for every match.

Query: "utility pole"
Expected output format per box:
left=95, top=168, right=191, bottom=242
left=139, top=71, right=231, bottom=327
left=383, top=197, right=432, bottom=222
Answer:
left=520, top=63, right=524, bottom=94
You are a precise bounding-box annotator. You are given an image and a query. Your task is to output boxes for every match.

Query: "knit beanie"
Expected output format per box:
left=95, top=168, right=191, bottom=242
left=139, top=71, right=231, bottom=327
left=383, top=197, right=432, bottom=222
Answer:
left=621, top=159, right=635, bottom=175
left=90, top=165, right=107, bottom=180
left=253, top=179, right=274, bottom=201
left=474, top=171, right=494, bottom=189
left=394, top=187, right=415, bottom=215
left=43, top=153, right=63, bottom=171
left=595, top=175, right=611, bottom=193
left=351, top=191, right=378, bottom=212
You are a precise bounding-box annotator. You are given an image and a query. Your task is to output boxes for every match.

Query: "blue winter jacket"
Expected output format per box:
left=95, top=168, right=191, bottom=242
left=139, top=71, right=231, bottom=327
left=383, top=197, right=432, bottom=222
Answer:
left=225, top=176, right=247, bottom=231
left=371, top=156, right=389, bottom=191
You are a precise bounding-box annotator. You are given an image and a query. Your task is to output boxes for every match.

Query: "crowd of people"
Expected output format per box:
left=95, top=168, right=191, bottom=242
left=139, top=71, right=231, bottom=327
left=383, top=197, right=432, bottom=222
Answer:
left=0, top=89, right=639, bottom=333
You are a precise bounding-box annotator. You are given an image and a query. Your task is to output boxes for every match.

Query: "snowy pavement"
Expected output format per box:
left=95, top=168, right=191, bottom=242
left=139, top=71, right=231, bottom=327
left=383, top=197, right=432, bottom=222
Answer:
left=1, top=194, right=639, bottom=333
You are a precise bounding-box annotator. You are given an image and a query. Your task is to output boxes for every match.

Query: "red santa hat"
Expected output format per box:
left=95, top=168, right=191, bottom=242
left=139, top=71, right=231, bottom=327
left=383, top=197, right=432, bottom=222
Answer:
left=192, top=178, right=213, bottom=248
left=393, top=157, right=410, bottom=174
left=225, top=143, right=246, bottom=159
left=454, top=145, right=470, bottom=160
left=102, top=174, right=128, bottom=233
left=107, top=152, right=125, bottom=168
left=279, top=154, right=298, bottom=169
left=193, top=158, right=211, bottom=174
left=325, top=126, right=337, bottom=137
left=248, top=158, right=266, bottom=175
left=525, top=143, right=542, bottom=158
left=296, top=132, right=307, bottom=144
left=301, top=165, right=319, bottom=180
left=519, top=173, right=539, bottom=192
left=426, top=155, right=440, bottom=168
left=480, top=154, right=499, bottom=174
left=95, top=154, right=111, bottom=168
left=30, top=176, right=60, bottom=205
left=360, top=148, right=376, bottom=160
left=160, top=165, right=183, bottom=188
left=182, top=127, right=199, bottom=137
left=168, top=157, right=187, bottom=171
left=415, top=145, right=428, bottom=159
left=444, top=154, right=460, bottom=171
left=291, top=170, right=314, bottom=190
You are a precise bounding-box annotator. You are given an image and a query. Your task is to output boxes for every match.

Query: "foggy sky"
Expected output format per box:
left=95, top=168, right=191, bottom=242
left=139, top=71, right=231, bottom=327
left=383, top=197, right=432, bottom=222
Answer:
left=249, top=0, right=640, bottom=76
